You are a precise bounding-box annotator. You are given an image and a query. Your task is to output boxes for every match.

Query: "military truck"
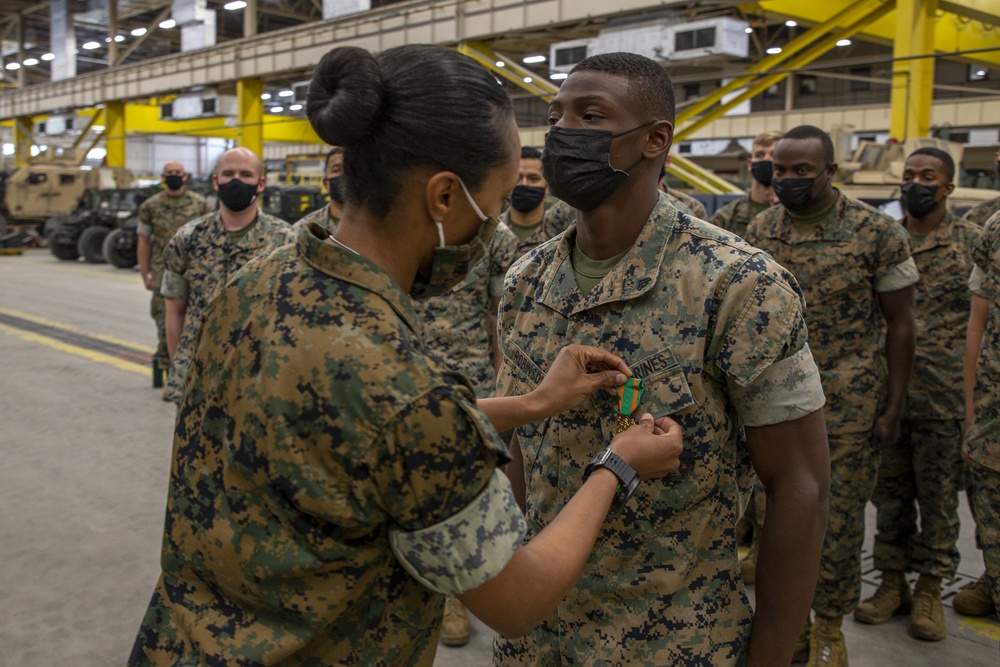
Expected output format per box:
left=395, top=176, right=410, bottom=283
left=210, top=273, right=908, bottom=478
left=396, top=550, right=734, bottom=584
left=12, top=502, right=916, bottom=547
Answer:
left=46, top=187, right=156, bottom=263
left=0, top=150, right=131, bottom=236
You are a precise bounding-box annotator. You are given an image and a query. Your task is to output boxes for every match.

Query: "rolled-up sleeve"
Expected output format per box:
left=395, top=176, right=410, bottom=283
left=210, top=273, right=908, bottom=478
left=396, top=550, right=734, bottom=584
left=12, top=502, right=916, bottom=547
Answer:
left=160, top=234, right=188, bottom=299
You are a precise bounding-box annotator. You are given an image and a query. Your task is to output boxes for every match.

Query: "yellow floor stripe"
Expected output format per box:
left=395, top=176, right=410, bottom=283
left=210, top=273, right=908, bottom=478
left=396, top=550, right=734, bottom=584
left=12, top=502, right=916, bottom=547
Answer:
left=35, top=261, right=142, bottom=282
left=0, top=323, right=149, bottom=375
left=0, top=307, right=156, bottom=354
left=959, top=615, right=1000, bottom=641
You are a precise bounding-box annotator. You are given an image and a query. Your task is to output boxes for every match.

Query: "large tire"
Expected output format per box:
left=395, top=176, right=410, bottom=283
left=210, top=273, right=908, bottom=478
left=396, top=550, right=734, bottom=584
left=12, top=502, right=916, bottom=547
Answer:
left=49, top=240, right=80, bottom=261
left=78, top=226, right=110, bottom=264
left=103, top=228, right=136, bottom=268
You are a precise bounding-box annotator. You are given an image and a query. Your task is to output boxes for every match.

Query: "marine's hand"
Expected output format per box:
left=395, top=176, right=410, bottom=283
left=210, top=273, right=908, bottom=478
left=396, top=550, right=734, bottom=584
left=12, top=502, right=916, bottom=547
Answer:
left=533, top=344, right=631, bottom=417
left=142, top=274, right=153, bottom=291
left=610, top=413, right=683, bottom=480
left=870, top=410, right=901, bottom=452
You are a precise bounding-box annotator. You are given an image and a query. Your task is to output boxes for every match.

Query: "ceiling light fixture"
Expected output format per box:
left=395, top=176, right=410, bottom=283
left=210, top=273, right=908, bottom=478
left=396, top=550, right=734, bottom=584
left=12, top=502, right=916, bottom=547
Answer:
left=550, top=72, right=568, bottom=80
left=522, top=55, right=546, bottom=64
left=82, top=41, right=101, bottom=50
left=224, top=0, right=247, bottom=9
left=836, top=39, right=852, bottom=47
left=495, top=60, right=505, bottom=68
left=159, top=19, right=176, bottom=29
left=785, top=20, right=797, bottom=27
left=23, top=58, right=39, bottom=66
left=260, top=93, right=271, bottom=100
left=5, top=62, right=20, bottom=70
left=270, top=106, right=284, bottom=113
left=41, top=52, right=55, bottom=61
left=131, top=27, right=147, bottom=37
left=278, top=90, right=294, bottom=97
left=289, top=104, right=303, bottom=111
left=766, top=47, right=783, bottom=55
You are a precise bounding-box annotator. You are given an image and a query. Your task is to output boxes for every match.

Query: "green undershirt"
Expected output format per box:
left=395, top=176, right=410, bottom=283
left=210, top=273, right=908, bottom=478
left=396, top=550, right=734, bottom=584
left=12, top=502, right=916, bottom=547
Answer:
left=511, top=221, right=543, bottom=242
left=749, top=199, right=771, bottom=216
left=789, top=192, right=839, bottom=235
left=572, top=239, right=631, bottom=294
left=228, top=216, right=258, bottom=244
left=908, top=230, right=929, bottom=248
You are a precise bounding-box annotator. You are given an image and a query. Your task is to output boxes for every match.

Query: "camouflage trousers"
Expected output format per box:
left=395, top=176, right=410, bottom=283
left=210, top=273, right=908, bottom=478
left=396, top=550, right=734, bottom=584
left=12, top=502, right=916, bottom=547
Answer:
left=150, top=290, right=170, bottom=370
left=813, top=431, right=878, bottom=617
left=968, top=461, right=1000, bottom=610
left=871, top=419, right=964, bottom=578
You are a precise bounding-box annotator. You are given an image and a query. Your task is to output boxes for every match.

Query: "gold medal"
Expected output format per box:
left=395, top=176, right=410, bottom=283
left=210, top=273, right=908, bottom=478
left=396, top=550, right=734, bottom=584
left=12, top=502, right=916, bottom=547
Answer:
left=613, top=378, right=644, bottom=434
left=613, top=414, right=636, bottom=435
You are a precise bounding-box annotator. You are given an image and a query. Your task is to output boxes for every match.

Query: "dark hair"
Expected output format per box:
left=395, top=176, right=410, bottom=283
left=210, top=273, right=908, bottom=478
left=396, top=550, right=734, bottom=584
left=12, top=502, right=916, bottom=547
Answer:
left=521, top=146, right=542, bottom=160
left=307, top=45, right=515, bottom=217
left=570, top=52, right=675, bottom=124
left=908, top=147, right=955, bottom=182
left=780, top=125, right=835, bottom=166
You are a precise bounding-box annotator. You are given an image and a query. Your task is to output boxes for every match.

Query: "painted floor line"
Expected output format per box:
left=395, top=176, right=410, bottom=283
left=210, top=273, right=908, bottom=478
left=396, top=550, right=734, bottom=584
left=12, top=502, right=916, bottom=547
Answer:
left=0, top=323, right=150, bottom=376
left=0, top=308, right=156, bottom=354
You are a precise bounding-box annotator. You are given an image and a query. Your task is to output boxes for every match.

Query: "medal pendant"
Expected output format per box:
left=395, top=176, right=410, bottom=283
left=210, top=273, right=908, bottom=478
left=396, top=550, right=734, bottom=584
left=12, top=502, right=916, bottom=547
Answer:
left=613, top=414, right=635, bottom=435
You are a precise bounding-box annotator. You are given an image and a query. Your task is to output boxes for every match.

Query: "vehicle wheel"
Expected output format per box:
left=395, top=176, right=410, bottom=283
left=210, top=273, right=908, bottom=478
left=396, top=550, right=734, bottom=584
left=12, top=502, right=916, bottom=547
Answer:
left=103, top=228, right=136, bottom=268
left=49, top=240, right=80, bottom=261
left=78, top=226, right=110, bottom=264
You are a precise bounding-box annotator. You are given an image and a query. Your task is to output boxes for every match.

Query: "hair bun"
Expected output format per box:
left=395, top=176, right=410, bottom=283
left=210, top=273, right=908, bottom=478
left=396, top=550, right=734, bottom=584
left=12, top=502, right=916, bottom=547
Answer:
left=307, top=47, right=385, bottom=147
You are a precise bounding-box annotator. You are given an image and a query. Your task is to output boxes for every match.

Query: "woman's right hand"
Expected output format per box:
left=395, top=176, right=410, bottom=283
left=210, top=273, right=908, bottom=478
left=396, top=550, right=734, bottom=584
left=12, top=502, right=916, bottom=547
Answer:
left=609, top=413, right=684, bottom=480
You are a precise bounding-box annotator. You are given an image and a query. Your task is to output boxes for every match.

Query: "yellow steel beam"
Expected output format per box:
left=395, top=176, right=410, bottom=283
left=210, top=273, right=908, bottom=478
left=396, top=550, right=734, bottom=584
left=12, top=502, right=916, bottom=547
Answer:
left=668, top=155, right=743, bottom=195
left=680, top=0, right=893, bottom=125
left=458, top=41, right=560, bottom=103
left=237, top=78, right=264, bottom=157
left=677, top=0, right=895, bottom=142
left=890, top=0, right=937, bottom=140
left=750, top=0, right=1000, bottom=67
left=13, top=115, right=32, bottom=166
left=105, top=101, right=126, bottom=168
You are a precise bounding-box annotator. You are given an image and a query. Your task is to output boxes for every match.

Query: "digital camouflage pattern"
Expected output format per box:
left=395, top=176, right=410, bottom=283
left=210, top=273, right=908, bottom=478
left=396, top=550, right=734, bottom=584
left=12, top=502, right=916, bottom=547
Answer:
left=493, top=192, right=825, bottom=666
left=871, top=213, right=979, bottom=579
left=665, top=189, right=707, bottom=219
left=966, top=212, right=1000, bottom=472
left=130, top=224, right=525, bottom=666
left=710, top=196, right=773, bottom=238
left=160, top=210, right=295, bottom=403
left=962, top=196, right=1000, bottom=227
left=968, top=462, right=1000, bottom=611
left=746, top=191, right=917, bottom=617
left=411, top=221, right=519, bottom=398
left=292, top=204, right=340, bottom=235
left=137, top=189, right=212, bottom=365
left=501, top=197, right=576, bottom=258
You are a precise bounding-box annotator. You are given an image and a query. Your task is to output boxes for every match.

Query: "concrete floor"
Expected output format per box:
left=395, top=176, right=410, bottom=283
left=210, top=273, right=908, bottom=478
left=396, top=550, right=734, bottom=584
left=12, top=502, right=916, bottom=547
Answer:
left=1, top=248, right=997, bottom=666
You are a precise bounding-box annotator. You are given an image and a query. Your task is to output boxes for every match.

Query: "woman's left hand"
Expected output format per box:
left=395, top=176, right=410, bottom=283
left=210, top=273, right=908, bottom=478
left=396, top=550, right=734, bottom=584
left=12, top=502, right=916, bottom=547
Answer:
left=533, top=344, right=631, bottom=417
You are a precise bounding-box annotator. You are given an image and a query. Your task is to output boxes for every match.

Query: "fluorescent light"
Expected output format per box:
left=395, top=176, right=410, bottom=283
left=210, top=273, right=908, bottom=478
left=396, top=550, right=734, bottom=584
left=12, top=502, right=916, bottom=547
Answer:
left=522, top=55, right=546, bottom=64
left=278, top=90, right=294, bottom=97
left=93, top=126, right=105, bottom=132
left=23, top=58, right=38, bottom=66
left=270, top=106, right=284, bottom=113
left=785, top=20, right=797, bottom=27
left=976, top=69, right=988, bottom=77
left=260, top=93, right=271, bottom=100
left=766, top=47, right=783, bottom=55
left=83, top=41, right=101, bottom=50
left=2, top=143, right=13, bottom=156
left=495, top=60, right=505, bottom=67
left=523, top=76, right=533, bottom=83
left=550, top=72, right=568, bottom=80
left=159, top=19, right=176, bottom=29
left=289, top=104, right=303, bottom=111
left=41, top=52, right=55, bottom=61
left=745, top=27, right=753, bottom=34
left=224, top=0, right=247, bottom=9
left=5, top=62, right=20, bottom=70
left=131, top=27, right=147, bottom=37
left=836, top=39, right=852, bottom=47
left=115, top=35, right=125, bottom=43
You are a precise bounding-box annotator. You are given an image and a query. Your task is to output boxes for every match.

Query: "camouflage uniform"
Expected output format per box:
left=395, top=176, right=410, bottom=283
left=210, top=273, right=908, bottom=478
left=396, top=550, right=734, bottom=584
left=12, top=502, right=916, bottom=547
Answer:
left=501, top=197, right=576, bottom=258
left=160, top=211, right=295, bottom=403
left=746, top=191, right=918, bottom=617
left=665, top=188, right=708, bottom=219
left=963, top=196, right=1000, bottom=226
left=130, top=224, right=527, bottom=666
left=710, top=196, right=773, bottom=239
left=494, top=192, right=825, bottom=665
left=871, top=212, right=980, bottom=578
left=967, top=212, right=1000, bottom=609
left=292, top=204, right=340, bottom=235
left=412, top=222, right=519, bottom=398
left=137, top=190, right=212, bottom=369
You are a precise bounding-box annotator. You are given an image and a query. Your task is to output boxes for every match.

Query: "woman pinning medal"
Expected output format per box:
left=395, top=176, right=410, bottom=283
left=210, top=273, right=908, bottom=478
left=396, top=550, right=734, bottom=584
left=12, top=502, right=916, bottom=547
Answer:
left=128, top=44, right=683, bottom=666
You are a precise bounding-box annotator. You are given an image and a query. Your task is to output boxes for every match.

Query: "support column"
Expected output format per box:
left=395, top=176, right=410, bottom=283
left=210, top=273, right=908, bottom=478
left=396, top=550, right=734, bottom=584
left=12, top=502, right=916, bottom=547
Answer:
left=245, top=0, right=257, bottom=37
left=890, top=0, right=936, bottom=141
left=105, top=101, right=126, bottom=168
left=14, top=116, right=33, bottom=167
left=237, top=78, right=264, bottom=158
left=108, top=0, right=118, bottom=67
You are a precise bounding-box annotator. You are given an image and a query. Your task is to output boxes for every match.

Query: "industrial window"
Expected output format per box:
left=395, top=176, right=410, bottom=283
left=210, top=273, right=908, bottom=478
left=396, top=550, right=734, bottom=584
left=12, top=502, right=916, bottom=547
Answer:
left=202, top=98, right=217, bottom=115
left=684, top=83, right=701, bottom=100
left=799, top=76, right=818, bottom=95
left=60, top=174, right=75, bottom=185
left=850, top=67, right=871, bottom=92
left=554, top=45, right=587, bottom=68
left=675, top=28, right=716, bottom=51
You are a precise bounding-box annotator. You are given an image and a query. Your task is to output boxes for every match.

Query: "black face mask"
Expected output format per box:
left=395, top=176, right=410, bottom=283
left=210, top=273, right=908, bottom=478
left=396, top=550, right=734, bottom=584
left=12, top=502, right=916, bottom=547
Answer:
left=217, top=178, right=259, bottom=212
left=541, top=122, right=654, bottom=211
left=510, top=185, right=546, bottom=213
left=773, top=177, right=819, bottom=212
left=750, top=160, right=773, bottom=187
left=326, top=176, right=345, bottom=205
left=900, top=182, right=941, bottom=219
left=164, top=175, right=185, bottom=190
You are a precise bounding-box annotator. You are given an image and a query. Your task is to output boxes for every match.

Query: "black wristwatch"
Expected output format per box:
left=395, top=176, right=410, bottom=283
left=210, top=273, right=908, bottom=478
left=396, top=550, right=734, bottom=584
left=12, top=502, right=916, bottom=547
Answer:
left=582, top=449, right=640, bottom=513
